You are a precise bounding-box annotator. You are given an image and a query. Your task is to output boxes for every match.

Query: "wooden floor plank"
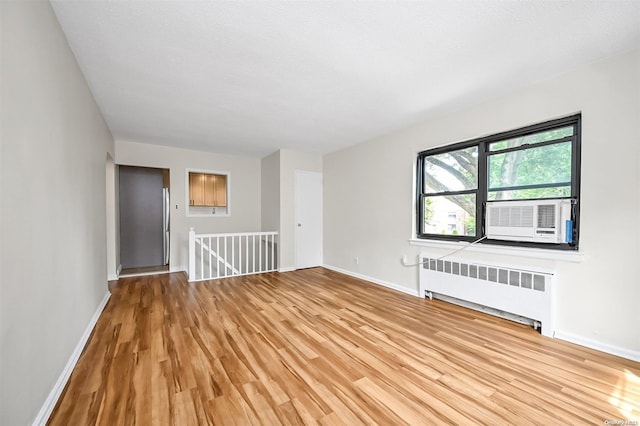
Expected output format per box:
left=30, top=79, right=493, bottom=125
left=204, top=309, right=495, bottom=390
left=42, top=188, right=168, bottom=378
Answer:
left=48, top=268, right=640, bottom=425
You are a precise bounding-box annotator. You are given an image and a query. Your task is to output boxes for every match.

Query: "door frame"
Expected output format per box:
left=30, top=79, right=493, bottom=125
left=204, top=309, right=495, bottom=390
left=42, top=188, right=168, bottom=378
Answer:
left=294, top=170, right=323, bottom=269
left=118, top=165, right=169, bottom=271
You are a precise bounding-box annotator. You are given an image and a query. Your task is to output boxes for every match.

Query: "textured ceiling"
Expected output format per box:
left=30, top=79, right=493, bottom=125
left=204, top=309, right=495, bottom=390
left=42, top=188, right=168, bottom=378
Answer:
left=50, top=1, right=640, bottom=158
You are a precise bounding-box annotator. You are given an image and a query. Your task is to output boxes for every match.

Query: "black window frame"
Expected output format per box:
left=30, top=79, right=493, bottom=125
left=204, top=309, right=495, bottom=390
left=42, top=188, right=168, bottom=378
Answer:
left=416, top=114, right=581, bottom=250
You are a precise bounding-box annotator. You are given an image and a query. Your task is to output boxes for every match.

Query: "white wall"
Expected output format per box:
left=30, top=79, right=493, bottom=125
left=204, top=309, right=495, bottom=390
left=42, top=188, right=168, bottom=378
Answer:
left=261, top=151, right=281, bottom=233
left=259, top=149, right=322, bottom=271
left=105, top=154, right=118, bottom=280
left=278, top=150, right=322, bottom=270
left=0, top=2, right=115, bottom=424
left=115, top=141, right=262, bottom=271
left=261, top=151, right=281, bottom=262
left=324, top=49, right=640, bottom=358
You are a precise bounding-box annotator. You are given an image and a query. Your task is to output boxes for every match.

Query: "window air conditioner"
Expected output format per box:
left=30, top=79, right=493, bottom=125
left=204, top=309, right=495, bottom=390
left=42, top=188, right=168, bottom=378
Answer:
left=485, top=199, right=573, bottom=244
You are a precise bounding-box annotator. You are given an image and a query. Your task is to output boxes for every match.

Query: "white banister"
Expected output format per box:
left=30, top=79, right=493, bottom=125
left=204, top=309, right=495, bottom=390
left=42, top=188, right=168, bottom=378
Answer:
left=188, top=230, right=278, bottom=282
left=224, top=235, right=228, bottom=277
left=259, top=234, right=262, bottom=272
left=216, top=237, right=220, bottom=275
left=195, top=239, right=240, bottom=276
left=188, top=227, right=196, bottom=280
left=270, top=234, right=275, bottom=270
left=208, top=236, right=213, bottom=279
left=239, top=236, right=242, bottom=276
left=200, top=232, right=204, bottom=279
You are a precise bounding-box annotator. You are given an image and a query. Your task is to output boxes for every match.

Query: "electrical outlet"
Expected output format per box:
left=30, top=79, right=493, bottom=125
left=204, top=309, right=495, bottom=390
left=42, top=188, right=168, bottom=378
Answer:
left=402, top=254, right=408, bottom=265
left=355, top=256, right=359, bottom=265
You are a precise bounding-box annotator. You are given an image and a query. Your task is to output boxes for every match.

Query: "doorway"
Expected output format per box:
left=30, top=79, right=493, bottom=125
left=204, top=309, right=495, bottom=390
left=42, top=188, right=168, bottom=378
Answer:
left=294, top=170, right=323, bottom=269
left=119, top=166, right=170, bottom=274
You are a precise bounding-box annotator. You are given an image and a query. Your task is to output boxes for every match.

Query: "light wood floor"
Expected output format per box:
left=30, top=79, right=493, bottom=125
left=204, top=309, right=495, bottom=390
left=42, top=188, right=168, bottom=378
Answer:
left=49, top=268, right=639, bottom=425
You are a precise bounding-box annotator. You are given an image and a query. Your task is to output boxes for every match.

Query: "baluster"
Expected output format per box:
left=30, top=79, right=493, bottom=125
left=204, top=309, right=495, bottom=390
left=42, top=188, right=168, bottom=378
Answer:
left=264, top=234, right=268, bottom=272
left=216, top=236, right=220, bottom=279
left=239, top=235, right=243, bottom=275
left=188, top=227, right=195, bottom=281
left=208, top=236, right=212, bottom=279
left=224, top=236, right=228, bottom=277
left=271, top=233, right=275, bottom=271
left=268, top=233, right=272, bottom=271
left=200, top=237, right=204, bottom=280
left=259, top=233, right=262, bottom=273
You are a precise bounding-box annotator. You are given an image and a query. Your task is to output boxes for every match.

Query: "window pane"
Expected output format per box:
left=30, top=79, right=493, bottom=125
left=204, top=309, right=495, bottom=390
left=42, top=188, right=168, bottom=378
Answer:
left=488, top=142, right=571, bottom=200
left=424, top=146, right=477, bottom=193
left=423, top=194, right=476, bottom=236
left=487, top=186, right=570, bottom=201
left=489, top=126, right=573, bottom=152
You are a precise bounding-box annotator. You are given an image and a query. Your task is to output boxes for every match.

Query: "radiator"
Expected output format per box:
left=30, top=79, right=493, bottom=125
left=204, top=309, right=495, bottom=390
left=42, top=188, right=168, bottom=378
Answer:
left=419, top=254, right=555, bottom=337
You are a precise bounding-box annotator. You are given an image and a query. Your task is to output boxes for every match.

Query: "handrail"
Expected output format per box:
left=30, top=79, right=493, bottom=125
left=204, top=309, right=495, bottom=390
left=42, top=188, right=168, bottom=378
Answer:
left=193, top=231, right=278, bottom=238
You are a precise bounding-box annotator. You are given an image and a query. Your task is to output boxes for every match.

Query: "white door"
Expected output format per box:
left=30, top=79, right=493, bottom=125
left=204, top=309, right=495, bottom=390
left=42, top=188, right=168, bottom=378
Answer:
left=295, top=170, right=323, bottom=269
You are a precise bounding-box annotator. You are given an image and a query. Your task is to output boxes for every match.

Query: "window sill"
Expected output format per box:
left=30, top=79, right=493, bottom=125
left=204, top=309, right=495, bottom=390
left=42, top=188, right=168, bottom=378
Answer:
left=408, top=238, right=584, bottom=263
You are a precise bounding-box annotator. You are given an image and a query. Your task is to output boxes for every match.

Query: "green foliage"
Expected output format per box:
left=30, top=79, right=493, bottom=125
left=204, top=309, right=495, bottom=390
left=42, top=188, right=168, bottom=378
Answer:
left=424, top=197, right=434, bottom=224
left=488, top=141, right=571, bottom=200
left=464, top=216, right=475, bottom=236
left=424, top=146, right=478, bottom=216
left=489, top=126, right=573, bottom=152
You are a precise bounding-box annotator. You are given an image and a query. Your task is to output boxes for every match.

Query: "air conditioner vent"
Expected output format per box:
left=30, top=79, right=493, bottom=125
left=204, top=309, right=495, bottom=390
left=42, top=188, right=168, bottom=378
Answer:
left=489, top=205, right=534, bottom=228
left=537, top=204, right=556, bottom=228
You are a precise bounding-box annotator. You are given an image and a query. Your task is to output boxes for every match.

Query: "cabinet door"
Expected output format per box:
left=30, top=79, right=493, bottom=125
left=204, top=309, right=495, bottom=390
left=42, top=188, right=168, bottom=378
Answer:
left=204, top=174, right=216, bottom=206
left=214, top=175, right=227, bottom=207
left=189, top=173, right=205, bottom=206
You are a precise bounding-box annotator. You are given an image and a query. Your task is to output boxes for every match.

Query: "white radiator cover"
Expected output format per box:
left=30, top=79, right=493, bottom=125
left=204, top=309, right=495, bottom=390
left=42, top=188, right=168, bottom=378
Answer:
left=419, top=254, right=556, bottom=337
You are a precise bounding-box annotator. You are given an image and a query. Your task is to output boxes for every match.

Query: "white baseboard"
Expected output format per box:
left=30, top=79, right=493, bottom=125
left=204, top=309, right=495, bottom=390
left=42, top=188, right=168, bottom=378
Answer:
left=322, top=264, right=420, bottom=297
left=554, top=330, right=640, bottom=362
left=278, top=267, right=296, bottom=273
left=117, top=264, right=122, bottom=276
left=32, top=291, right=111, bottom=426
left=107, top=273, right=118, bottom=281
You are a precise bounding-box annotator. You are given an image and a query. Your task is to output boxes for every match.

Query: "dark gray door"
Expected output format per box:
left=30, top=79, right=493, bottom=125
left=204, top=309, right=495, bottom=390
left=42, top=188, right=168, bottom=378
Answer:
left=119, top=166, right=164, bottom=269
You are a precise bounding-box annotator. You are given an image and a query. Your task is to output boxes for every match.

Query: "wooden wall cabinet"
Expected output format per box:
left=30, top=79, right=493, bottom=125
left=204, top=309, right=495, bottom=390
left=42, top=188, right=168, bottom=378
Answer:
left=189, top=172, right=227, bottom=207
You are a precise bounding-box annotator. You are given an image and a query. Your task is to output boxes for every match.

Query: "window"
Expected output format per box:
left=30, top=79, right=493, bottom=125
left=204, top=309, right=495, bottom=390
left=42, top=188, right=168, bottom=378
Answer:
left=416, top=114, right=581, bottom=249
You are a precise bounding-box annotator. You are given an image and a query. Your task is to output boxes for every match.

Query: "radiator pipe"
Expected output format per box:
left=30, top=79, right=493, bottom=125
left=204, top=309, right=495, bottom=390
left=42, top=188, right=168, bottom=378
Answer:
left=401, top=236, right=488, bottom=267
